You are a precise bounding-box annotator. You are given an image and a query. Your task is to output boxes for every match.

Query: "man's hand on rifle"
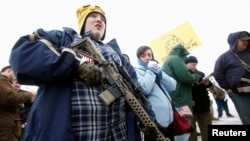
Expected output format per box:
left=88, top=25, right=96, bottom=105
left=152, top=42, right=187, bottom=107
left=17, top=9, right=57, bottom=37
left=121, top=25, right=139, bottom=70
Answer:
left=198, top=78, right=210, bottom=86
left=78, top=62, right=102, bottom=85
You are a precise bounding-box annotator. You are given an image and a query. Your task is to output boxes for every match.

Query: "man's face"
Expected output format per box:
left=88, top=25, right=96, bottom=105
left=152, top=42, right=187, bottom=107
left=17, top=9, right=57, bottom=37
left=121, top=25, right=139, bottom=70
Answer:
left=236, top=39, right=249, bottom=52
left=187, top=63, right=197, bottom=73
left=84, top=12, right=106, bottom=40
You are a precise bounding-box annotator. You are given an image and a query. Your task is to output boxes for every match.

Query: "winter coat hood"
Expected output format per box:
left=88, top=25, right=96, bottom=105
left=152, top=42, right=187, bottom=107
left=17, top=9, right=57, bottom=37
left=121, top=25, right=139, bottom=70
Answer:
left=137, top=58, right=147, bottom=69
left=227, top=31, right=250, bottom=51
left=169, top=44, right=189, bottom=61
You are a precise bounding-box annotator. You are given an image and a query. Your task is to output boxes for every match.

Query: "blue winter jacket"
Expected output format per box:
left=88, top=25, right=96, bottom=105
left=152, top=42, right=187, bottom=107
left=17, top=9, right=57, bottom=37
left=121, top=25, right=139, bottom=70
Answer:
left=214, top=31, right=250, bottom=92
left=9, top=27, right=141, bottom=141
left=135, top=59, right=176, bottom=127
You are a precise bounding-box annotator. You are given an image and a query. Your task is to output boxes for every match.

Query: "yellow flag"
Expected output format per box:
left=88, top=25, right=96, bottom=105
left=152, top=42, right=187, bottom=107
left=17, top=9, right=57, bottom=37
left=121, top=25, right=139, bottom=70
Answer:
left=149, top=21, right=202, bottom=64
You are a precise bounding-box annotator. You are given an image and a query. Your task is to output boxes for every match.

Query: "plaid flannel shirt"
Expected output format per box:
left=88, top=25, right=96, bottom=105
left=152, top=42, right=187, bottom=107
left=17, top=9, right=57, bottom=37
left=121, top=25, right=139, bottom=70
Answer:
left=71, top=41, right=127, bottom=141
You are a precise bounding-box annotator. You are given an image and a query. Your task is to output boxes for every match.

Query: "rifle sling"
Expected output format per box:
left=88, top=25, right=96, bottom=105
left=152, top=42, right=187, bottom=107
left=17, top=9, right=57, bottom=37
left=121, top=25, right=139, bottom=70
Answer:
left=232, top=52, right=250, bottom=73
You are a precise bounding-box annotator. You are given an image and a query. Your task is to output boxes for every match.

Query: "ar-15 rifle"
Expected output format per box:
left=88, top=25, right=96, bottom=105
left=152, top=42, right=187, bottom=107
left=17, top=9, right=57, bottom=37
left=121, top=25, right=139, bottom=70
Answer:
left=70, top=37, right=171, bottom=141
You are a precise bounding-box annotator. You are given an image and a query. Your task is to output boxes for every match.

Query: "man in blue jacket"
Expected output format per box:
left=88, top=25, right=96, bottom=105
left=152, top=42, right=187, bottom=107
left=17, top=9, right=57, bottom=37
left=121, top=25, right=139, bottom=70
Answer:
left=214, top=31, right=250, bottom=124
left=9, top=4, right=143, bottom=141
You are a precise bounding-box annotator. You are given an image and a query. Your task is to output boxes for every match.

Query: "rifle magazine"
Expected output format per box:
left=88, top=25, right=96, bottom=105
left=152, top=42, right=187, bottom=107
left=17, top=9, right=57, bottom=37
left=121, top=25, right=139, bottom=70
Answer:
left=98, top=90, right=116, bottom=106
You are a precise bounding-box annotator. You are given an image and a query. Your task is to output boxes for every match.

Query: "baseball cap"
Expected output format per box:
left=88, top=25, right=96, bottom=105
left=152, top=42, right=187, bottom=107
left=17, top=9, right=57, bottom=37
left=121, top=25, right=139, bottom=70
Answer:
left=239, top=32, right=250, bottom=41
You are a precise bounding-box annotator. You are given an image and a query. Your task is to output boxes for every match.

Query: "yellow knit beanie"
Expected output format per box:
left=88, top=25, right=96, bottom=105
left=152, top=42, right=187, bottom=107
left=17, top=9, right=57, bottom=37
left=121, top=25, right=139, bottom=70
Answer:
left=76, top=5, right=106, bottom=40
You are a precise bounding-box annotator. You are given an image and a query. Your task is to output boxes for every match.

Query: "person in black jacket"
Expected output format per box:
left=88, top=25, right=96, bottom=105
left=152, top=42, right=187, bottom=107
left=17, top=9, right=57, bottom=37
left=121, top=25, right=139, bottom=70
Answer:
left=186, top=56, right=212, bottom=141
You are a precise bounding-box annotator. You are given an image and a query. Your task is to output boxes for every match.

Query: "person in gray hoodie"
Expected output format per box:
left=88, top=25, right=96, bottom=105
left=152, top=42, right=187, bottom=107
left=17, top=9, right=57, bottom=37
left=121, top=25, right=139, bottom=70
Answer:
left=214, top=31, right=250, bottom=124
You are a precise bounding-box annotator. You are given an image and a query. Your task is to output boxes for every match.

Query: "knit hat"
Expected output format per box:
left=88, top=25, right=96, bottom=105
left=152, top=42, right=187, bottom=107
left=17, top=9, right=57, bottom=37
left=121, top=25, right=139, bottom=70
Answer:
left=186, top=56, right=198, bottom=64
left=76, top=5, right=106, bottom=40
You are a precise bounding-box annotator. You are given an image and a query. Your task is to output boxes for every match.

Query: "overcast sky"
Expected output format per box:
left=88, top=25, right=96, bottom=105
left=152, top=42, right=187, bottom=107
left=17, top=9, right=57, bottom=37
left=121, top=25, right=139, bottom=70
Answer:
left=1, top=0, right=250, bottom=77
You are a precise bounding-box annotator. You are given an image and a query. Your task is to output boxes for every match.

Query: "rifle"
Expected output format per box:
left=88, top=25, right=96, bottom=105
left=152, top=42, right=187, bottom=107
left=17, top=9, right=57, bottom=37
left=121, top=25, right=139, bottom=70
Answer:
left=198, top=72, right=214, bottom=85
left=70, top=37, right=171, bottom=141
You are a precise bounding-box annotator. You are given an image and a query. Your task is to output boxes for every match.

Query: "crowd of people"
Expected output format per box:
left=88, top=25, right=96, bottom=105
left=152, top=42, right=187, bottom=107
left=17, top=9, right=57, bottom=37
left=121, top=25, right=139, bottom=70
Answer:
left=1, top=3, right=249, bottom=141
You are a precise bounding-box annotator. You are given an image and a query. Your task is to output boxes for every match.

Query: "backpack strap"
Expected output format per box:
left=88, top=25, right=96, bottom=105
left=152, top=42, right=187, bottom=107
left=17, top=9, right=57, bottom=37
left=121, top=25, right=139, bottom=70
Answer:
left=28, top=30, right=60, bottom=57
left=39, top=39, right=60, bottom=56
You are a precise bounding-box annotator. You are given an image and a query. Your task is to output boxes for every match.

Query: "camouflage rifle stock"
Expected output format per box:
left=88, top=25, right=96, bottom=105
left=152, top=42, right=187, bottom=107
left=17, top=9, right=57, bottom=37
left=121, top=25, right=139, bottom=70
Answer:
left=70, top=37, right=171, bottom=141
